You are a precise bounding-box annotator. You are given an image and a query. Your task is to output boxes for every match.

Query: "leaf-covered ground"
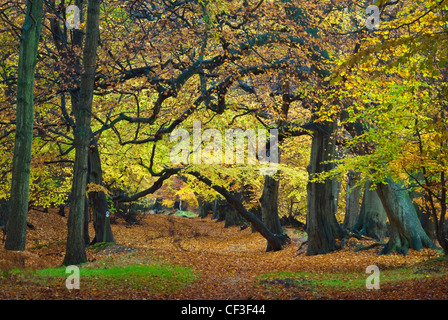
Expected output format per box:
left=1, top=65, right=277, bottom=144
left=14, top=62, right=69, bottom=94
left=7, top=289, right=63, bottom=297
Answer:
left=1, top=210, right=448, bottom=300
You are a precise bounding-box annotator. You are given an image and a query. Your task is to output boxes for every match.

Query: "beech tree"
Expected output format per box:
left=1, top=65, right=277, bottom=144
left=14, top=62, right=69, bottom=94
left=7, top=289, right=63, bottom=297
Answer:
left=318, top=0, right=445, bottom=254
left=98, top=0, right=359, bottom=254
left=63, top=0, right=102, bottom=265
left=5, top=0, right=44, bottom=251
left=352, top=180, right=387, bottom=242
left=376, top=179, right=436, bottom=254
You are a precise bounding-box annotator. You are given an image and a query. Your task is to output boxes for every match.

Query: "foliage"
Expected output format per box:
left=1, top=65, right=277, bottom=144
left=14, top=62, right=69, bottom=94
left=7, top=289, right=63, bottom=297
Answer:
left=311, top=0, right=448, bottom=252
left=2, top=0, right=448, bottom=300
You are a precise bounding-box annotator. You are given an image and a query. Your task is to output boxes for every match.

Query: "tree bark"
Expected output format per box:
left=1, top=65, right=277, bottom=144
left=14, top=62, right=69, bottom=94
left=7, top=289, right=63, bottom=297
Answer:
left=0, top=199, right=10, bottom=230
left=257, top=71, right=289, bottom=250
left=223, top=203, right=243, bottom=228
left=83, top=195, right=90, bottom=246
left=211, top=199, right=219, bottom=220
left=5, top=0, right=44, bottom=251
left=197, top=198, right=213, bottom=218
left=343, top=171, right=361, bottom=229
left=49, top=0, right=91, bottom=246
left=260, top=175, right=284, bottom=250
left=375, top=179, right=436, bottom=254
left=189, top=171, right=289, bottom=251
left=88, top=136, right=115, bottom=244
left=306, top=121, right=345, bottom=256
left=250, top=205, right=263, bottom=233
left=63, top=0, right=101, bottom=265
left=215, top=197, right=244, bottom=227
left=214, top=199, right=226, bottom=222
left=352, top=180, right=388, bottom=242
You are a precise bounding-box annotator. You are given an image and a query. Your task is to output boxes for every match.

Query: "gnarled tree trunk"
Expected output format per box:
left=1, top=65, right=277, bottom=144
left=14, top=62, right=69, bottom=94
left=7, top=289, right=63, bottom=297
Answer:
left=352, top=180, right=388, bottom=242
left=260, top=175, right=284, bottom=251
left=376, top=179, right=436, bottom=254
left=306, top=121, right=345, bottom=256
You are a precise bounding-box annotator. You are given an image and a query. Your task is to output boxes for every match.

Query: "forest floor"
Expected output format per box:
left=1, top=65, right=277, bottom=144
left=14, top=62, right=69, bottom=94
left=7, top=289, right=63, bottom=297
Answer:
left=1, top=209, right=448, bottom=300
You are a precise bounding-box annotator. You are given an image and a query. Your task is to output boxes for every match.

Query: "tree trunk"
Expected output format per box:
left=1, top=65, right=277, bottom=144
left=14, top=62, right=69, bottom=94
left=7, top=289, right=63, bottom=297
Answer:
left=215, top=198, right=243, bottom=227
left=0, top=199, right=10, bottom=230
left=69, top=90, right=91, bottom=247
left=260, top=175, right=284, bottom=251
left=224, top=204, right=243, bottom=228
left=63, top=0, right=101, bottom=265
left=88, top=136, right=115, bottom=244
left=238, top=184, right=262, bottom=233
left=375, top=179, right=436, bottom=254
left=306, top=121, right=345, bottom=256
left=343, top=171, right=361, bottom=229
left=189, top=171, right=289, bottom=251
left=49, top=0, right=91, bottom=248
left=214, top=199, right=226, bottom=222
left=352, top=180, right=388, bottom=242
left=5, top=0, right=44, bottom=251
left=197, top=198, right=213, bottom=218
left=250, top=205, right=262, bottom=233
left=83, top=195, right=90, bottom=246
left=211, top=199, right=218, bottom=220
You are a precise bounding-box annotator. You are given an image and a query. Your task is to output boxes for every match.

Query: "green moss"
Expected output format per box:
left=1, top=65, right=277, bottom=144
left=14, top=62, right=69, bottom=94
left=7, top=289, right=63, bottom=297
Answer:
left=258, top=265, right=445, bottom=292
left=11, top=254, right=199, bottom=293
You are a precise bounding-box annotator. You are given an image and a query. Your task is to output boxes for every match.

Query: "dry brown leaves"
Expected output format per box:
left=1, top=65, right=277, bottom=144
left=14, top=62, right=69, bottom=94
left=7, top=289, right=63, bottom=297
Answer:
left=1, top=209, right=447, bottom=300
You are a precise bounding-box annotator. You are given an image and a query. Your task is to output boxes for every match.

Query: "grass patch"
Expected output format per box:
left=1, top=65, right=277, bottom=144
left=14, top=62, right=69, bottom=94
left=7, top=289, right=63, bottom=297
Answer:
left=10, top=253, right=198, bottom=293
left=258, top=264, right=446, bottom=292
left=172, top=210, right=197, bottom=217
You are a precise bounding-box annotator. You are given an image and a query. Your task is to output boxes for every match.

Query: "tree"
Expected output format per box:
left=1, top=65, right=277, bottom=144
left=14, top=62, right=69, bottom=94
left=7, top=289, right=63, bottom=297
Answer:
left=63, top=0, right=101, bottom=265
left=259, top=174, right=283, bottom=248
left=187, top=170, right=290, bottom=251
left=88, top=134, right=115, bottom=244
left=306, top=120, right=345, bottom=255
left=316, top=0, right=445, bottom=254
left=259, top=73, right=293, bottom=251
left=5, top=0, right=44, bottom=251
left=198, top=197, right=214, bottom=218
left=376, top=179, right=436, bottom=254
left=352, top=180, right=387, bottom=242
left=45, top=0, right=115, bottom=246
left=343, top=171, right=361, bottom=229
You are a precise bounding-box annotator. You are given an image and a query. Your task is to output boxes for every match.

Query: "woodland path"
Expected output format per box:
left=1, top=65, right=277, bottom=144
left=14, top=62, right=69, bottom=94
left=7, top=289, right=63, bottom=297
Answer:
left=1, top=210, right=448, bottom=300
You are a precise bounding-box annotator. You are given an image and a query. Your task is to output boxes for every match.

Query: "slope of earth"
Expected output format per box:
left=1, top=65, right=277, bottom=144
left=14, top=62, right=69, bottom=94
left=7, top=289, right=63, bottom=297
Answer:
left=1, top=209, right=448, bottom=300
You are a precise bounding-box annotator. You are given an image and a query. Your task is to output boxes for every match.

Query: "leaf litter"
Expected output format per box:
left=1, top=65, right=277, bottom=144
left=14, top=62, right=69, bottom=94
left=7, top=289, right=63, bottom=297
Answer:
left=1, top=209, right=448, bottom=300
